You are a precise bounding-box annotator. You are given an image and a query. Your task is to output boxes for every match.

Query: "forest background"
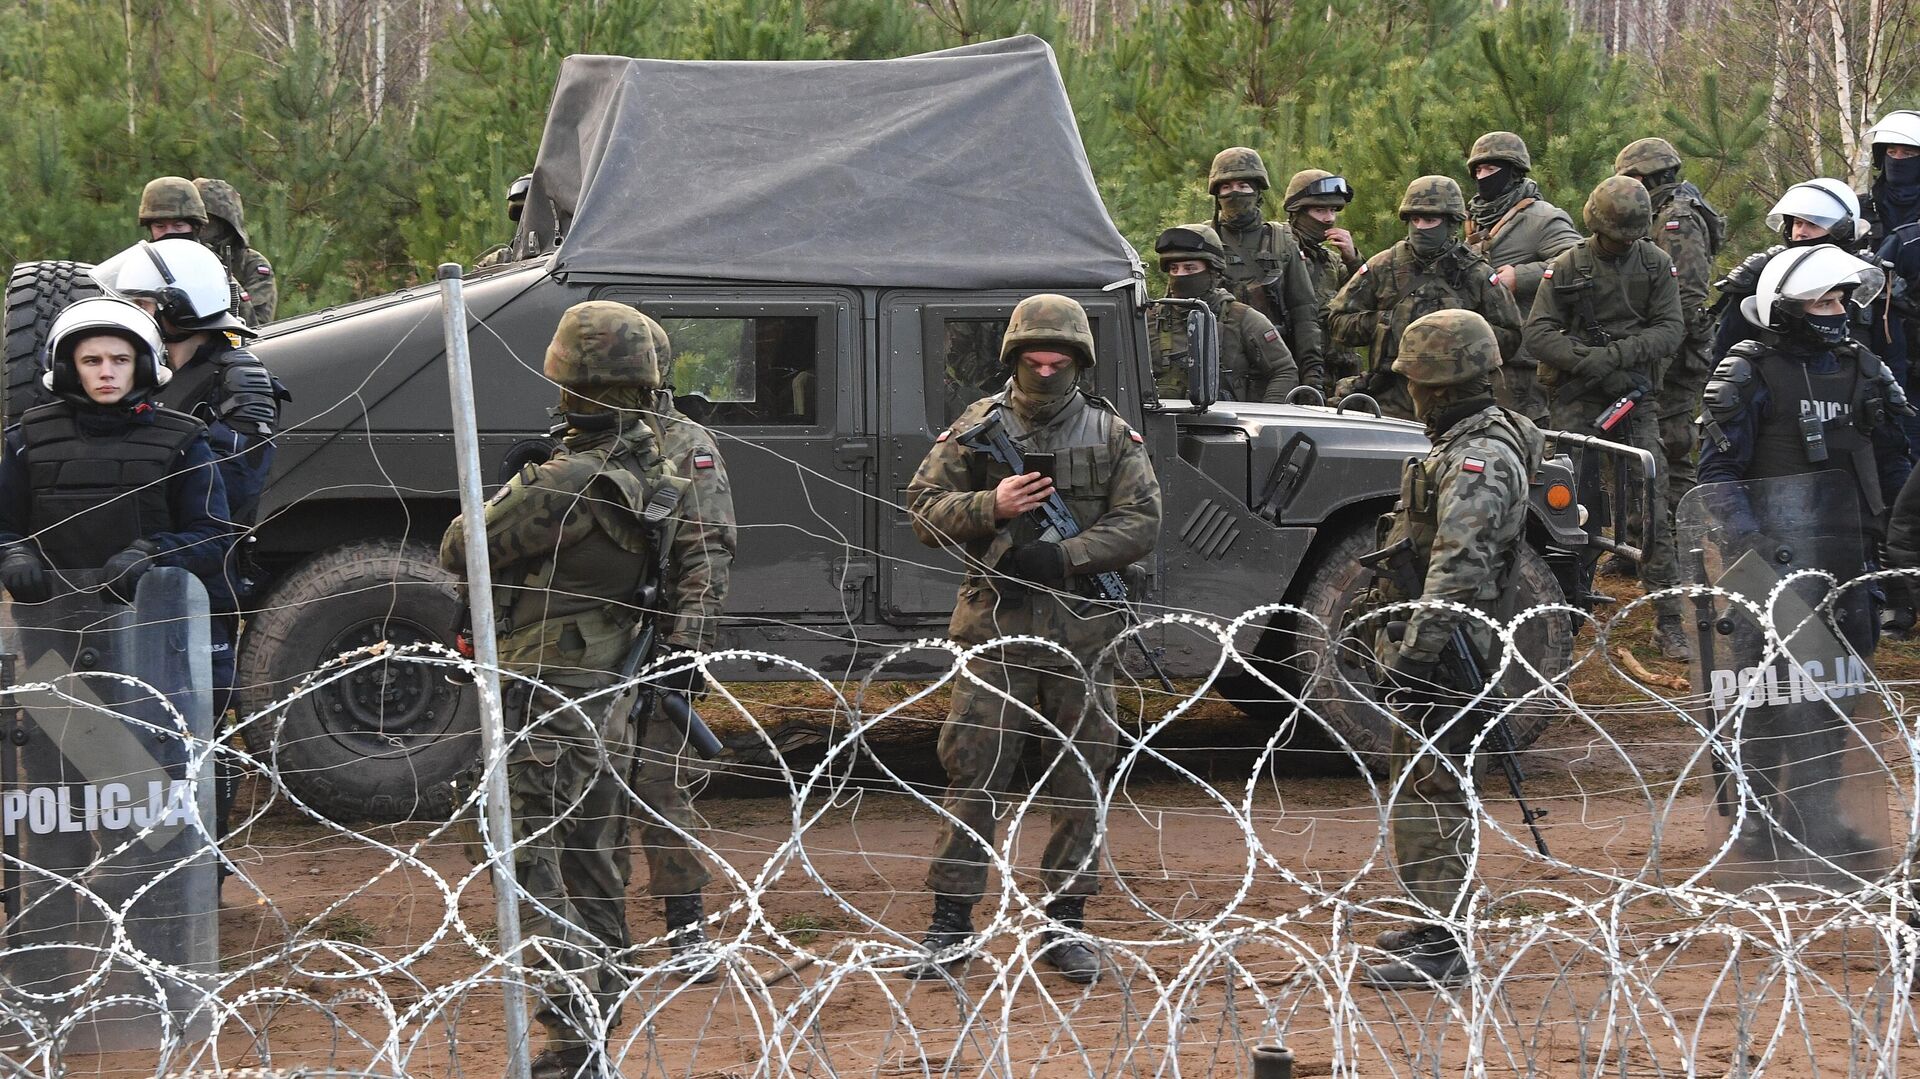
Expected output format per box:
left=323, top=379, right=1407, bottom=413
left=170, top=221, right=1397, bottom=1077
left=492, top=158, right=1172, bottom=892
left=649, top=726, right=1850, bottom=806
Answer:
left=0, top=0, right=1913, bottom=318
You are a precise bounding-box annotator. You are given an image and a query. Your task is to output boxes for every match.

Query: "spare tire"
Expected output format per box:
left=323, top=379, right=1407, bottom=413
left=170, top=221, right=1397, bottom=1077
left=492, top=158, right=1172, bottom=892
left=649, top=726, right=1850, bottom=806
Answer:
left=1226, top=522, right=1573, bottom=773
left=234, top=540, right=478, bottom=822
left=5, top=260, right=103, bottom=421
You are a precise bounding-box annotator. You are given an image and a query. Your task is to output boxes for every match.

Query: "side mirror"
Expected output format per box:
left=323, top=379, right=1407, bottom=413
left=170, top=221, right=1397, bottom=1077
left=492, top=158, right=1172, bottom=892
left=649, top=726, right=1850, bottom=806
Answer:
left=1152, top=297, right=1220, bottom=412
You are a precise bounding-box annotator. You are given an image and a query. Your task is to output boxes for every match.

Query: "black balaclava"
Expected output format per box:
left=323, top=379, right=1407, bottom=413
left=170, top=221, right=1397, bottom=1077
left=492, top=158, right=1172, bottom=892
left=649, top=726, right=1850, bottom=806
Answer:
left=1167, top=268, right=1213, bottom=299
left=1474, top=167, right=1516, bottom=202
left=1407, top=220, right=1455, bottom=260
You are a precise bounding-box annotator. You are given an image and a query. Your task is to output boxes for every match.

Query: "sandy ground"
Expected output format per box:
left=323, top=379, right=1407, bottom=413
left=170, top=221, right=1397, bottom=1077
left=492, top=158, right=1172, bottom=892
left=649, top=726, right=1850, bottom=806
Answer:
left=36, top=597, right=1920, bottom=1077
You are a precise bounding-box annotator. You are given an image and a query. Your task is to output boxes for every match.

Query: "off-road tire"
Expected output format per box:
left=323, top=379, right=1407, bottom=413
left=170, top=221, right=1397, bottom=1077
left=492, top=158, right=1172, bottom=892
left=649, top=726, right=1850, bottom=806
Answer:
left=235, top=540, right=477, bottom=822
left=1230, top=524, right=1573, bottom=773
left=5, top=260, right=103, bottom=421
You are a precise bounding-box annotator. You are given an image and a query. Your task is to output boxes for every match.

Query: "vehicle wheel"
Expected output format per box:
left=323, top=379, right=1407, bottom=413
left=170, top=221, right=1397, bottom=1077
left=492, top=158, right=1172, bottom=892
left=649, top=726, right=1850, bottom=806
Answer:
left=5, top=260, right=103, bottom=421
left=1231, top=524, right=1572, bottom=773
left=235, top=541, right=477, bottom=822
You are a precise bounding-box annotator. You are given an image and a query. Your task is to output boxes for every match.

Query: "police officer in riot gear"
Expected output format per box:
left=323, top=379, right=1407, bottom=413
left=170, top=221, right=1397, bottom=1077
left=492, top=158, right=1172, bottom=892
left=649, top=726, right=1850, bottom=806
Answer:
left=93, top=237, right=287, bottom=846
left=1712, top=180, right=1874, bottom=361
left=0, top=298, right=229, bottom=609
left=1861, top=110, right=1920, bottom=239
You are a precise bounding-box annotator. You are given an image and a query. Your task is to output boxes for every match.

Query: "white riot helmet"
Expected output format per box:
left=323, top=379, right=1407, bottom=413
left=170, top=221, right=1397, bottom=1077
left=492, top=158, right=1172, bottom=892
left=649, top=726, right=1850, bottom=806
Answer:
left=1867, top=109, right=1920, bottom=164
left=40, top=297, right=171, bottom=399
left=1765, top=179, right=1867, bottom=247
left=93, top=237, right=251, bottom=341
left=1741, top=243, right=1884, bottom=333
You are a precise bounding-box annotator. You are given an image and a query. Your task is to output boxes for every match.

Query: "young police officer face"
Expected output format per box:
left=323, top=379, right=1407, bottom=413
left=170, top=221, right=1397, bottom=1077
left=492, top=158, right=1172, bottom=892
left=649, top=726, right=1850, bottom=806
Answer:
left=1788, top=217, right=1831, bottom=243
left=1802, top=289, right=1848, bottom=317
left=73, top=334, right=137, bottom=405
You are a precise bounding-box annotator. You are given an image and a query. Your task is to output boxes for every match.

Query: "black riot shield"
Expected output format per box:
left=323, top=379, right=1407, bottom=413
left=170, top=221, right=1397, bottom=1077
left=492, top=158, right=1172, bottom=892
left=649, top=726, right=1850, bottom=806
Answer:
left=1676, top=473, right=1893, bottom=891
left=0, top=568, right=215, bottom=1052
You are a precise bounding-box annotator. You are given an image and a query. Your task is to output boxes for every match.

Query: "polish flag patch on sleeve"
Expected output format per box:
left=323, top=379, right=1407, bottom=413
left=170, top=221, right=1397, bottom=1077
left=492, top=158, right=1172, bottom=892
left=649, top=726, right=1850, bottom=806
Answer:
left=1263, top=328, right=1281, bottom=343
left=1128, top=428, right=1144, bottom=443
left=692, top=450, right=716, bottom=470
left=1462, top=457, right=1486, bottom=473
left=1542, top=268, right=1554, bottom=279
left=1357, top=263, right=1370, bottom=275
left=1665, top=220, right=1682, bottom=231
left=1671, top=266, right=1679, bottom=276
left=936, top=430, right=951, bottom=443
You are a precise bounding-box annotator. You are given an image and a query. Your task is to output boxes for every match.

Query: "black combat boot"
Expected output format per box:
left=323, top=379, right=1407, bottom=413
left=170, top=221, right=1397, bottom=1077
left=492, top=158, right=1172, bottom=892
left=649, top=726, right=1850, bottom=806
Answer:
left=1654, top=607, right=1692, bottom=661
left=1040, top=897, right=1100, bottom=984
left=904, top=895, right=977, bottom=980
left=1361, top=923, right=1467, bottom=990
left=1599, top=553, right=1638, bottom=578
left=529, top=1045, right=601, bottom=1079
left=663, top=893, right=720, bottom=984
left=1373, top=923, right=1427, bottom=954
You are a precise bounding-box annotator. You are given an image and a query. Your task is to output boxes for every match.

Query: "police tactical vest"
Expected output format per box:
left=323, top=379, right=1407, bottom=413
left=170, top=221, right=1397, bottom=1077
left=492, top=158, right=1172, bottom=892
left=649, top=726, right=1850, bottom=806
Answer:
left=19, top=402, right=203, bottom=569
left=1745, top=346, right=1883, bottom=515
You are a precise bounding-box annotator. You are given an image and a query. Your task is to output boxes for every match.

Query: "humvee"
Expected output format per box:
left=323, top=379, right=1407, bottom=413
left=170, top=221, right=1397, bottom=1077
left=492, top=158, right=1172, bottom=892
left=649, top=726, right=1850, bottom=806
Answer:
left=1, top=38, right=1643, bottom=821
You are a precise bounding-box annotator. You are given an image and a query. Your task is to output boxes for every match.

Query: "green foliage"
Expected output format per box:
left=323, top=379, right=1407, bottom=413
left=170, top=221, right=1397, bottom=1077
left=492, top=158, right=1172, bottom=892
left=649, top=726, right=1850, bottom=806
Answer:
left=0, top=0, right=1896, bottom=315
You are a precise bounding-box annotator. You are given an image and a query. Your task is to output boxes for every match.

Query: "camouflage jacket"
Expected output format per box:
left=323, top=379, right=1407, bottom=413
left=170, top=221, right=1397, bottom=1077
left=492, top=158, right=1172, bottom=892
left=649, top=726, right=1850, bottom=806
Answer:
left=1297, top=234, right=1364, bottom=385
left=1524, top=239, right=1685, bottom=408
left=439, top=422, right=686, bottom=671
left=651, top=398, right=737, bottom=653
left=1645, top=181, right=1719, bottom=358
left=1200, top=217, right=1325, bottom=376
left=1327, top=240, right=1523, bottom=418
left=907, top=386, right=1161, bottom=644
left=1382, top=403, right=1544, bottom=665
left=1465, top=180, right=1583, bottom=311
left=208, top=239, right=276, bottom=326
left=1151, top=286, right=1298, bottom=402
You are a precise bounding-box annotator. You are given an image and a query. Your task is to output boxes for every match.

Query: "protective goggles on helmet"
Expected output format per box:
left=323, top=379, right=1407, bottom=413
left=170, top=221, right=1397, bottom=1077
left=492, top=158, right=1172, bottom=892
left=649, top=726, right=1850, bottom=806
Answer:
left=1296, top=175, right=1353, bottom=203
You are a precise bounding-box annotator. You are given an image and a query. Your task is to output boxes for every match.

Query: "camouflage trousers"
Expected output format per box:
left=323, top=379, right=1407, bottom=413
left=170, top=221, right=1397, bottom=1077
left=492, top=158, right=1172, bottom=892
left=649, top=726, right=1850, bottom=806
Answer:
left=1496, top=359, right=1549, bottom=423
left=926, top=644, right=1122, bottom=905
left=1656, top=355, right=1710, bottom=561
left=1387, top=696, right=1481, bottom=918
left=1549, top=393, right=1676, bottom=589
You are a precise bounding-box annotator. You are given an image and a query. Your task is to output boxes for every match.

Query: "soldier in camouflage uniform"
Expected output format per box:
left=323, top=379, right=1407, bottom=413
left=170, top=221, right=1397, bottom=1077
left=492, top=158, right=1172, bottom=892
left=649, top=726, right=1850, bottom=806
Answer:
left=1613, top=138, right=1725, bottom=582
left=1283, top=169, right=1363, bottom=392
left=1190, top=147, right=1325, bottom=385
left=903, top=294, right=1161, bottom=985
left=439, top=302, right=711, bottom=1078
left=1359, top=309, right=1545, bottom=990
left=137, top=176, right=206, bottom=242
left=1524, top=176, right=1687, bottom=652
left=1463, top=132, right=1583, bottom=421
left=1328, top=176, right=1522, bottom=420
left=1151, top=225, right=1297, bottom=402
left=475, top=173, right=535, bottom=270
left=193, top=178, right=277, bottom=325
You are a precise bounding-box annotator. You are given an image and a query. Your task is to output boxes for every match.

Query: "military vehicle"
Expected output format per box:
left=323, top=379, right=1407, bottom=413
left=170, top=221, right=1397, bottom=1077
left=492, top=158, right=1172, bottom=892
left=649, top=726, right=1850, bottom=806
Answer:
left=1, top=38, right=1645, bottom=821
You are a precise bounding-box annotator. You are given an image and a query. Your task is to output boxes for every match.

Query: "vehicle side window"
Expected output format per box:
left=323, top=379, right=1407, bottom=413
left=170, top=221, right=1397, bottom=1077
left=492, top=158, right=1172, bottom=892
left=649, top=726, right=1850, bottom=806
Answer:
left=927, top=316, right=1106, bottom=428
left=659, top=315, right=818, bottom=426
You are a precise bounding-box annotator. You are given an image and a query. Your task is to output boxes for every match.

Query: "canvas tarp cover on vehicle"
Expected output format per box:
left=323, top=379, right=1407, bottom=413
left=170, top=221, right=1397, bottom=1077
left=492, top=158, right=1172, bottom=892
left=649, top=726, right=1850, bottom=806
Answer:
left=523, top=35, right=1142, bottom=290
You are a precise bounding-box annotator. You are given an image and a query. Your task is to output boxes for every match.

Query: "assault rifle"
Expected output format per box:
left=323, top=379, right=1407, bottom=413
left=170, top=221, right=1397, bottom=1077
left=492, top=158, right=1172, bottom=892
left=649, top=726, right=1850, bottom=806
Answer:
left=614, top=484, right=724, bottom=759
left=1359, top=537, right=1550, bottom=856
left=955, top=411, right=1176, bottom=693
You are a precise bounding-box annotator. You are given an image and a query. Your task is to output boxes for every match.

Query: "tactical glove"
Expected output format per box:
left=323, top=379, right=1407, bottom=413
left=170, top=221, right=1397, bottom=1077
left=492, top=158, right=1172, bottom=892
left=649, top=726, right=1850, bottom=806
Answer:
left=1599, top=369, right=1651, bottom=397
left=1001, top=542, right=1069, bottom=584
left=1388, top=651, right=1443, bottom=692
left=0, top=546, right=50, bottom=604
left=101, top=540, right=160, bottom=606
left=1569, top=348, right=1617, bottom=383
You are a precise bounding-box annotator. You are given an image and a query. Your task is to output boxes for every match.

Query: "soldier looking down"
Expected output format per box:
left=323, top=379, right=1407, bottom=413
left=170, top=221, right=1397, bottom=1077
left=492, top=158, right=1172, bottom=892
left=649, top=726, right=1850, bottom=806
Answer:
left=1355, top=309, right=1544, bottom=990
left=1150, top=224, right=1297, bottom=403
left=1328, top=175, right=1521, bottom=420
left=903, top=293, right=1161, bottom=986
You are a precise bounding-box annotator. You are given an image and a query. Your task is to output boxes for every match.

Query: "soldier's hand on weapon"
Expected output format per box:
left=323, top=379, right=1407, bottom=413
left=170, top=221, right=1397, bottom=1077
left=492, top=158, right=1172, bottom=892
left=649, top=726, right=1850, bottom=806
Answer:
left=1600, top=369, right=1650, bottom=397
left=100, top=540, right=158, bottom=606
left=0, top=546, right=50, bottom=604
left=1000, top=541, right=1069, bottom=584
left=1493, top=265, right=1518, bottom=291
left=993, top=472, right=1055, bottom=520
left=1326, top=227, right=1358, bottom=262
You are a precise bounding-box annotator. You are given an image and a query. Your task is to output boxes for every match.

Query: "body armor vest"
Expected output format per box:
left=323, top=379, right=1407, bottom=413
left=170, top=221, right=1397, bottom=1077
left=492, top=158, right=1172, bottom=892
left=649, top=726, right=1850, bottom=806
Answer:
left=1747, top=348, right=1882, bottom=515
left=19, top=402, right=203, bottom=568
left=993, top=391, right=1121, bottom=546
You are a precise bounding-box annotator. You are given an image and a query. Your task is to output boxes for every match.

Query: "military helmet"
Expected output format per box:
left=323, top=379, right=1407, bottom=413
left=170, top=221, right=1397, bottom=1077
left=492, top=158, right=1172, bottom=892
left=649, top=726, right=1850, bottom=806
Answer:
left=1583, top=176, right=1653, bottom=242
left=543, top=301, right=664, bottom=391
left=1155, top=224, right=1226, bottom=271
left=999, top=293, right=1095, bottom=368
left=1613, top=137, right=1683, bottom=178
left=138, top=176, right=207, bottom=227
left=1283, top=169, right=1354, bottom=211
left=1392, top=309, right=1502, bottom=387
left=1208, top=147, right=1270, bottom=193
left=1466, top=131, right=1532, bottom=173
left=1398, top=175, right=1467, bottom=220
left=192, top=177, right=249, bottom=247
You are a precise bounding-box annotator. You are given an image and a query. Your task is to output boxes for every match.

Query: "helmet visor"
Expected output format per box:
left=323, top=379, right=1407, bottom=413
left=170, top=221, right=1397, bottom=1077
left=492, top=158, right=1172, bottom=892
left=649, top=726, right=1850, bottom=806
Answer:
left=1298, top=175, right=1353, bottom=203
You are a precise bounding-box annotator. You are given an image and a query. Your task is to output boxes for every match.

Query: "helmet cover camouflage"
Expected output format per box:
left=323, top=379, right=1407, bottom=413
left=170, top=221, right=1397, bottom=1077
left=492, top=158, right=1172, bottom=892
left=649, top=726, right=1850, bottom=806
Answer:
left=1466, top=131, right=1532, bottom=172
left=1613, top=137, right=1683, bottom=178
left=1399, top=175, right=1467, bottom=220
left=1583, top=175, right=1653, bottom=242
left=1208, top=147, right=1270, bottom=193
left=543, top=301, right=664, bottom=391
left=1283, top=169, right=1353, bottom=210
left=1392, top=309, right=1502, bottom=386
left=138, top=176, right=207, bottom=226
left=1155, top=225, right=1226, bottom=271
left=192, top=177, right=249, bottom=247
left=999, top=293, right=1096, bottom=368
